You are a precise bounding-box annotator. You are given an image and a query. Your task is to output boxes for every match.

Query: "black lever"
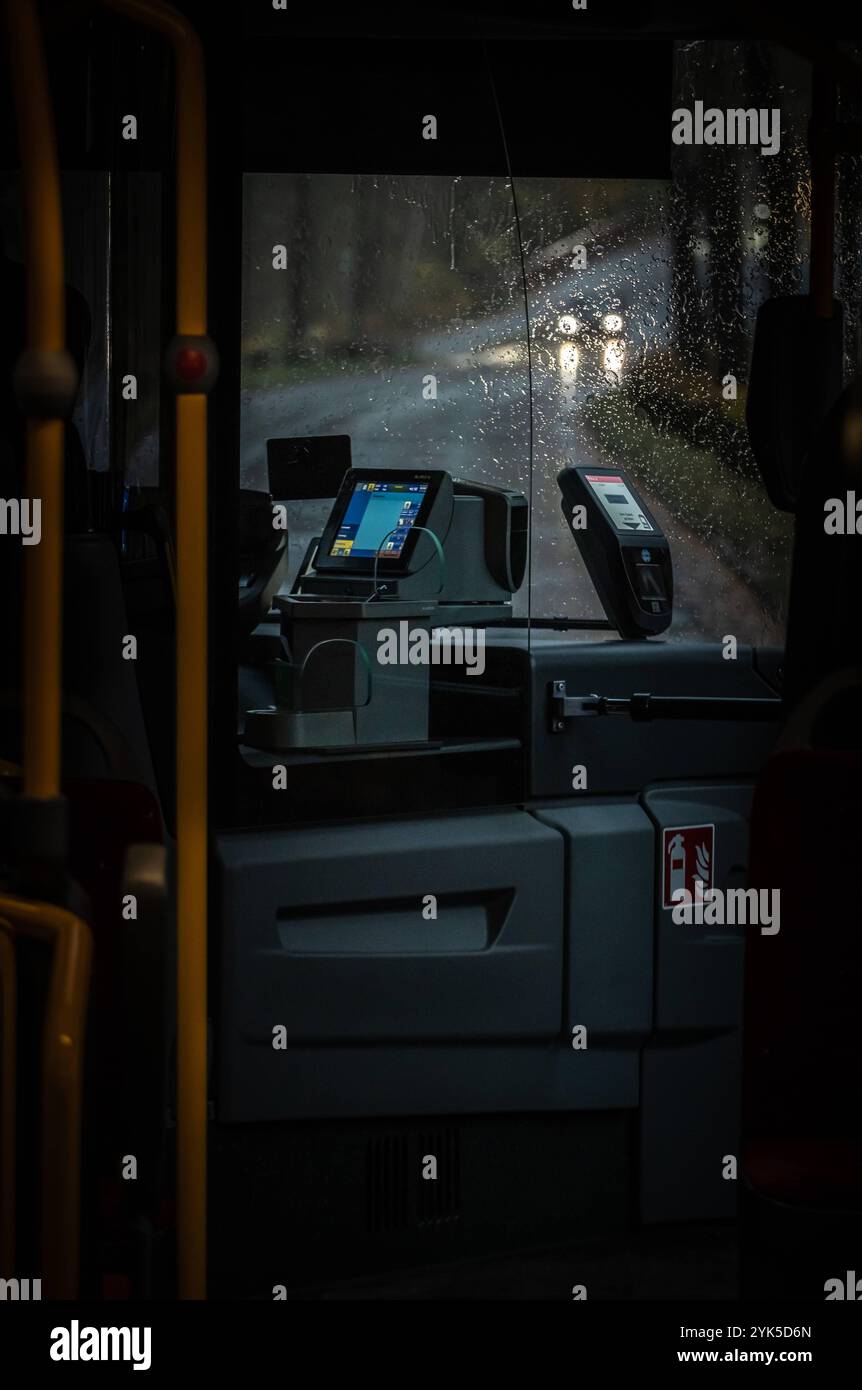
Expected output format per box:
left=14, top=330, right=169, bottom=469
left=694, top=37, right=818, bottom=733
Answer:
left=550, top=681, right=782, bottom=731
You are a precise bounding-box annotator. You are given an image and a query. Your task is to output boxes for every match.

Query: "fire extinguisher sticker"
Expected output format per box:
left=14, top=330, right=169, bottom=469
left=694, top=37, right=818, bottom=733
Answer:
left=662, top=824, right=715, bottom=908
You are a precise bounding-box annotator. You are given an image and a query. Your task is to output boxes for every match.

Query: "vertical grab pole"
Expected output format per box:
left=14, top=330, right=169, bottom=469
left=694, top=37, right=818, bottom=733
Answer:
left=0, top=925, right=16, bottom=1276
left=174, top=386, right=209, bottom=1303
left=1, top=1, right=90, bottom=1297
left=97, top=0, right=214, bottom=1300
left=1, top=0, right=73, bottom=802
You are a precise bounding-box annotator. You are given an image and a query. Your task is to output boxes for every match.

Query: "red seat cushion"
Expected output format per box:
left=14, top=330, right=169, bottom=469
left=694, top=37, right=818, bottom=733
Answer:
left=744, top=1140, right=862, bottom=1208
left=742, top=749, right=862, bottom=1207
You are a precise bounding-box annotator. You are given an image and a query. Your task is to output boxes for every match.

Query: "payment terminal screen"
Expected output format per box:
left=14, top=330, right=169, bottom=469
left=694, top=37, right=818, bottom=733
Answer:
left=585, top=473, right=653, bottom=532
left=330, top=479, right=428, bottom=558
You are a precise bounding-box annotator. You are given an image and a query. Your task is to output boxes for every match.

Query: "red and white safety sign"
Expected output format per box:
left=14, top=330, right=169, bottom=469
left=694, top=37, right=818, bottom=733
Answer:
left=662, top=824, right=715, bottom=908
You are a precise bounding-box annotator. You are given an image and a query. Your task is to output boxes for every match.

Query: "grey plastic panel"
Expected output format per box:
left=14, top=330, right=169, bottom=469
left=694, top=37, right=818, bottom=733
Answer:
left=278, top=612, right=430, bottom=745
left=278, top=902, right=490, bottom=954
left=517, top=636, right=780, bottom=798
left=534, top=800, right=654, bottom=1043
left=638, top=782, right=753, bottom=1222
left=641, top=783, right=752, bottom=1032
left=217, top=1043, right=639, bottom=1123
left=217, top=810, right=566, bottom=1120
left=640, top=1030, right=742, bottom=1223
left=219, top=645, right=771, bottom=1138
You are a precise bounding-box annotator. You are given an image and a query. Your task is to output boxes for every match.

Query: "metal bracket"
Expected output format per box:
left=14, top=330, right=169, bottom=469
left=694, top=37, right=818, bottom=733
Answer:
left=550, top=682, right=603, bottom=731
left=549, top=680, right=782, bottom=732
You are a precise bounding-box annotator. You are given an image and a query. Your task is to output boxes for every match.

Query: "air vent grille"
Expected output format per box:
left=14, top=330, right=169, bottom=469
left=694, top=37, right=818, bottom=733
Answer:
left=366, top=1128, right=461, bottom=1233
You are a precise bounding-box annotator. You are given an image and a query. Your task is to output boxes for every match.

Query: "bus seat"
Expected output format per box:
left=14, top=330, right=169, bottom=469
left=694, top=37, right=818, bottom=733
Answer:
left=741, top=717, right=862, bottom=1297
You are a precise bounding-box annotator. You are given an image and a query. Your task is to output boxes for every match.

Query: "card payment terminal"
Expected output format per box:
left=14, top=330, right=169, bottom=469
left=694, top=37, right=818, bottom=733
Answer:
left=557, top=464, right=673, bottom=638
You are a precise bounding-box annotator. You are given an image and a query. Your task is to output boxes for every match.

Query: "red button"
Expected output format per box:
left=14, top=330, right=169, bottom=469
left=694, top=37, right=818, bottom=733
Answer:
left=175, top=348, right=207, bottom=381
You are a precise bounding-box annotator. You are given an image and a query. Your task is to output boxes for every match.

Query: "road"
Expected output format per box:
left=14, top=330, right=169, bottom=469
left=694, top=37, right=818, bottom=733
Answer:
left=240, top=233, right=784, bottom=645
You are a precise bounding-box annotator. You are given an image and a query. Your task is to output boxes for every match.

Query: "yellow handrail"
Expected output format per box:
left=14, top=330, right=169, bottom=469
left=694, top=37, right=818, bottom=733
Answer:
left=1, top=0, right=67, bottom=801
left=1, top=0, right=90, bottom=1301
left=0, top=895, right=91, bottom=1300
left=0, top=923, right=16, bottom=1275
left=96, top=0, right=209, bottom=1300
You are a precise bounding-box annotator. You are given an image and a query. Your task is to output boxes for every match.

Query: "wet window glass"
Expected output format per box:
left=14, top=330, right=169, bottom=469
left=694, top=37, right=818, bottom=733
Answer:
left=512, top=42, right=820, bottom=644
left=240, top=41, right=854, bottom=645
left=240, top=171, right=530, bottom=604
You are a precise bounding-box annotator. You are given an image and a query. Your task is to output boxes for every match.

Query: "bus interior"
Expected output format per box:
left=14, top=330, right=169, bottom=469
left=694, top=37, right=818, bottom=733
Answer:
left=1, top=0, right=861, bottom=1306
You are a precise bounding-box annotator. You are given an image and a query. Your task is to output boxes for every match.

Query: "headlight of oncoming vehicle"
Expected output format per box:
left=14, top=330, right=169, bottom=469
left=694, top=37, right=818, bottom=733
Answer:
left=601, top=311, right=625, bottom=382
left=602, top=337, right=625, bottom=382
left=557, top=314, right=580, bottom=336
